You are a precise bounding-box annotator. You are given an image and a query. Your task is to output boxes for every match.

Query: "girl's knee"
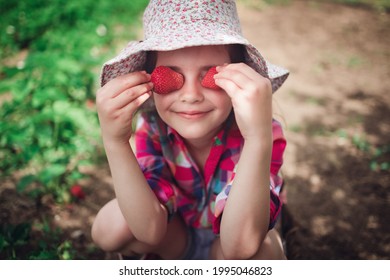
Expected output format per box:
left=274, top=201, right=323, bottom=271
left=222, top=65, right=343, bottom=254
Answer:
left=253, top=229, right=286, bottom=260
left=91, top=199, right=134, bottom=252
left=210, top=229, right=286, bottom=260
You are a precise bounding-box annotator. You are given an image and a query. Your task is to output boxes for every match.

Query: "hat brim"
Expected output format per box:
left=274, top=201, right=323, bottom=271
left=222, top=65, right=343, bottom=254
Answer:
left=100, top=36, right=288, bottom=93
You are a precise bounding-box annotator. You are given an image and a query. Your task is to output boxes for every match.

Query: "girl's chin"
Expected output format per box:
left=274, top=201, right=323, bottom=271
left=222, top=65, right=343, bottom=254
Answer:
left=160, top=111, right=229, bottom=141
left=175, top=127, right=209, bottom=140
left=171, top=122, right=222, bottom=142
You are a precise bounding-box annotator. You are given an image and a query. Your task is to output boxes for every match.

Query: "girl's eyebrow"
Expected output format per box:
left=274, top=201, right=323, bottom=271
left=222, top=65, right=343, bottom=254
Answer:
left=167, top=65, right=216, bottom=72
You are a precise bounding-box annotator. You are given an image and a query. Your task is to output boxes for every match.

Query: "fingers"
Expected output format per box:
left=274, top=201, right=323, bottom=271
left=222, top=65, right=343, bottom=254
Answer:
left=114, top=81, right=153, bottom=110
left=215, top=64, right=254, bottom=89
left=99, top=71, right=152, bottom=99
left=120, top=91, right=152, bottom=115
left=214, top=64, right=273, bottom=141
left=97, top=71, right=153, bottom=111
left=214, top=63, right=272, bottom=97
left=214, top=77, right=240, bottom=99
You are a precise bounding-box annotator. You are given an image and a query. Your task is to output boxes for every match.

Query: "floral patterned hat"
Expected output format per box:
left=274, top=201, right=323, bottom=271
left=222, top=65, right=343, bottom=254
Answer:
left=100, top=0, right=289, bottom=93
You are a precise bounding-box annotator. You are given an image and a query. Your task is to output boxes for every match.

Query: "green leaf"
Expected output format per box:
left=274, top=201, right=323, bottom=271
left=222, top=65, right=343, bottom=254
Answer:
left=16, top=175, right=36, bottom=192
left=32, top=88, right=67, bottom=108
left=11, top=223, right=31, bottom=244
left=380, top=162, right=389, bottom=171
left=69, top=170, right=84, bottom=181
left=370, top=161, right=378, bottom=171
left=38, top=164, right=67, bottom=185
left=0, top=234, right=10, bottom=250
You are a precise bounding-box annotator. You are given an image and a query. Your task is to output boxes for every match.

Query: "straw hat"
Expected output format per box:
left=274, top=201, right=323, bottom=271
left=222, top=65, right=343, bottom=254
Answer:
left=100, top=0, right=289, bottom=93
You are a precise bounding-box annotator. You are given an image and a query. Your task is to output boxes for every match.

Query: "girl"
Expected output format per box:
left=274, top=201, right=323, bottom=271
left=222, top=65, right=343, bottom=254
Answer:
left=92, top=0, right=288, bottom=260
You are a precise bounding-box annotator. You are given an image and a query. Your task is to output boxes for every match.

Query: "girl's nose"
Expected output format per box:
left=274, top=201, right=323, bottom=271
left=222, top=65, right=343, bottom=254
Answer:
left=179, top=76, right=204, bottom=103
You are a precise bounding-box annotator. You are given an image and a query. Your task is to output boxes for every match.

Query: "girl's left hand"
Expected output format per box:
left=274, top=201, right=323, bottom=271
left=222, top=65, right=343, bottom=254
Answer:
left=214, top=63, right=273, bottom=142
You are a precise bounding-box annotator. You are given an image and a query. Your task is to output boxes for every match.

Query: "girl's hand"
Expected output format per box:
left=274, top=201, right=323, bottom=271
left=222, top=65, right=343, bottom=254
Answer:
left=214, top=63, right=273, bottom=143
left=96, top=71, right=153, bottom=146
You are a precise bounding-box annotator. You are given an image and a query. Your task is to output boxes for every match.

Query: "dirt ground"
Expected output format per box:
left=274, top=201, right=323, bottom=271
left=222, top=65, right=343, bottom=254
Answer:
left=1, top=1, right=389, bottom=260
left=240, top=1, right=390, bottom=259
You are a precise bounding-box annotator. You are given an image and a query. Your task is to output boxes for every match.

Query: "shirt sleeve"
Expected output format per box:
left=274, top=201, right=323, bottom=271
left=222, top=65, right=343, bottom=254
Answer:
left=134, top=113, right=177, bottom=220
left=213, top=120, right=287, bottom=234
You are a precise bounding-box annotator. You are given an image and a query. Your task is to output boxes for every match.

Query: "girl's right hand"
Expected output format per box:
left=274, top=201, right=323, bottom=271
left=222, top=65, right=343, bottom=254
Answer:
left=96, top=71, right=153, bottom=146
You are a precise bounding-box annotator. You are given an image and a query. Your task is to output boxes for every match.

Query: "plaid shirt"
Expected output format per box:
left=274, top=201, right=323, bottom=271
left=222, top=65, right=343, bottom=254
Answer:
left=135, top=110, right=286, bottom=234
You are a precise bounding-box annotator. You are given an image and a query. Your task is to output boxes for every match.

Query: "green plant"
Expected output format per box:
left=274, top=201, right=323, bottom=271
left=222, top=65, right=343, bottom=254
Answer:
left=352, top=134, right=370, bottom=152
left=348, top=132, right=389, bottom=171
left=0, top=217, right=81, bottom=260
left=0, top=223, right=31, bottom=259
left=370, top=145, right=390, bottom=172
left=0, top=0, right=148, bottom=203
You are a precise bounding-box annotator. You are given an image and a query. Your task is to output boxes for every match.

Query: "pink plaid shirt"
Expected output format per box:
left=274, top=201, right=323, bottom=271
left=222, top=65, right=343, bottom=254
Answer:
left=135, top=111, right=286, bottom=234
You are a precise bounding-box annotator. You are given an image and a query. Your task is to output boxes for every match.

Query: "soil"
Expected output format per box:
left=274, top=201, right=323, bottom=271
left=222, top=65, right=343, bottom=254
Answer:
left=1, top=1, right=389, bottom=260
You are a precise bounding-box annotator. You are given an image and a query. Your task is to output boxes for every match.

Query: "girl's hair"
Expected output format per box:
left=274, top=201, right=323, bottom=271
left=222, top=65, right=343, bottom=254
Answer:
left=145, top=51, right=157, bottom=74
left=226, top=44, right=247, bottom=64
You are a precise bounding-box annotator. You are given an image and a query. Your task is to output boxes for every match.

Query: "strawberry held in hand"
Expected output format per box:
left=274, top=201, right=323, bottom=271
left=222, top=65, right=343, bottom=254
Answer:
left=201, top=66, right=221, bottom=90
left=151, top=66, right=184, bottom=94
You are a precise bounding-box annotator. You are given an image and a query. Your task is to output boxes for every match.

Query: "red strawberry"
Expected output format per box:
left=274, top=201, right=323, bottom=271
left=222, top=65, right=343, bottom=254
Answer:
left=201, top=66, right=220, bottom=90
left=70, top=185, right=86, bottom=200
left=151, top=66, right=184, bottom=94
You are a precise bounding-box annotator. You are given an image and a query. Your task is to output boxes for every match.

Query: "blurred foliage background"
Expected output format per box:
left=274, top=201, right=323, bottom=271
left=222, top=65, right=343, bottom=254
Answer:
left=0, top=0, right=148, bottom=203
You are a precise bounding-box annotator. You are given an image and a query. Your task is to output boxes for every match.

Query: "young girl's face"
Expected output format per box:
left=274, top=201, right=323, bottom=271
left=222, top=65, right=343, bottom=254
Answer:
left=153, top=45, right=233, bottom=143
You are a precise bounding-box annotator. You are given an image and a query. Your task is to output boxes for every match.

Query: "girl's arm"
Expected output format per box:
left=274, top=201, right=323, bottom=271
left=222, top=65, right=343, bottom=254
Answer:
left=214, top=63, right=273, bottom=259
left=220, top=138, right=272, bottom=259
left=96, top=72, right=167, bottom=246
left=103, top=141, right=168, bottom=246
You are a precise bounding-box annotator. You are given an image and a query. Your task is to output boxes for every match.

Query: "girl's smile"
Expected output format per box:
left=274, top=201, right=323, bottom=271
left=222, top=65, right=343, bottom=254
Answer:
left=175, top=110, right=213, bottom=120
